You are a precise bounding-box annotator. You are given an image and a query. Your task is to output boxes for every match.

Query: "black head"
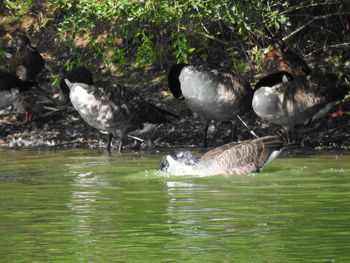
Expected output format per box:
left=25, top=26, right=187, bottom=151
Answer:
left=255, top=71, right=294, bottom=90
left=60, top=66, right=94, bottom=94
left=168, top=63, right=188, bottom=100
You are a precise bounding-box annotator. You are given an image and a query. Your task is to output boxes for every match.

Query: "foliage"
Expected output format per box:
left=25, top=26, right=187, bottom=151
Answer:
left=3, top=0, right=350, bottom=73
left=4, top=0, right=35, bottom=17
left=49, top=0, right=293, bottom=69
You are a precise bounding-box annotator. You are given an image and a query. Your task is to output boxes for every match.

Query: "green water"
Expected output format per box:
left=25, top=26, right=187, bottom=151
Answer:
left=0, top=149, right=349, bottom=263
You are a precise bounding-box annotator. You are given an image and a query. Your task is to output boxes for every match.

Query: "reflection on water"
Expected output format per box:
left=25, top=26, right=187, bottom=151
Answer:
left=0, top=149, right=349, bottom=262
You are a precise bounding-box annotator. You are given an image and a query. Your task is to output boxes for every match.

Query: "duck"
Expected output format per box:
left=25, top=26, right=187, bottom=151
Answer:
left=0, top=65, right=36, bottom=108
left=160, top=135, right=283, bottom=175
left=260, top=38, right=312, bottom=77
left=252, top=71, right=348, bottom=143
left=60, top=66, right=94, bottom=95
left=168, top=63, right=254, bottom=147
left=9, top=33, right=45, bottom=81
left=64, top=79, right=179, bottom=153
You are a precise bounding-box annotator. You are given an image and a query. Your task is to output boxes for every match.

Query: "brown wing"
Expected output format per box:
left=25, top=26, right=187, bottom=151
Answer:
left=91, top=84, right=174, bottom=135
left=200, top=136, right=283, bottom=174
left=279, top=77, right=343, bottom=112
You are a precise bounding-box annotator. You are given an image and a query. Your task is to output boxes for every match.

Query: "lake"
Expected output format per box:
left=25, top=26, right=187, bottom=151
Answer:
left=0, top=148, right=349, bottom=262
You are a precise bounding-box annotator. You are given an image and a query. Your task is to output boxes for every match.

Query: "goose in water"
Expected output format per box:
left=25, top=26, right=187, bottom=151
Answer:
left=252, top=71, right=348, bottom=142
left=9, top=33, right=44, bottom=81
left=168, top=63, right=253, bottom=147
left=160, top=136, right=283, bottom=176
left=65, top=79, right=178, bottom=153
left=260, top=38, right=312, bottom=78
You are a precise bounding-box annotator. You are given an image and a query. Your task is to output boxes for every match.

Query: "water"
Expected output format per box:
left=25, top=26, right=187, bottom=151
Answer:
left=0, top=149, right=349, bottom=262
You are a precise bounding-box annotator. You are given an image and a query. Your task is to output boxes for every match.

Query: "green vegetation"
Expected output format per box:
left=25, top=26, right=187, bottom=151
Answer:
left=5, top=0, right=35, bottom=17
left=2, top=0, right=350, bottom=74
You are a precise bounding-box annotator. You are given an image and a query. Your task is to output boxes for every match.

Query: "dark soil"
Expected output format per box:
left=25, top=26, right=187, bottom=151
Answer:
left=0, top=89, right=349, bottom=152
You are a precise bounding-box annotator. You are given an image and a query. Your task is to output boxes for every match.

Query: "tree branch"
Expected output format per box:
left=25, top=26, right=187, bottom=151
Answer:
left=284, top=12, right=350, bottom=41
left=280, top=2, right=333, bottom=15
left=178, top=26, right=229, bottom=44
left=326, top=43, right=350, bottom=49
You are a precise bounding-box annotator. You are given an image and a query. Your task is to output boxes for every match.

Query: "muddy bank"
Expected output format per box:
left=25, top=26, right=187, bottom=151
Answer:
left=0, top=89, right=349, bottom=153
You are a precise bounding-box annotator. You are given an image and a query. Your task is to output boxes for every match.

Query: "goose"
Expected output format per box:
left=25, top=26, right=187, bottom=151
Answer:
left=254, top=71, right=294, bottom=90
left=65, top=79, right=178, bottom=153
left=252, top=73, right=348, bottom=143
left=168, top=63, right=254, bottom=147
left=9, top=33, right=44, bottom=80
left=3, top=65, right=58, bottom=123
left=0, top=66, right=36, bottom=108
left=160, top=135, right=283, bottom=175
left=260, top=38, right=312, bottom=77
left=60, top=66, right=94, bottom=95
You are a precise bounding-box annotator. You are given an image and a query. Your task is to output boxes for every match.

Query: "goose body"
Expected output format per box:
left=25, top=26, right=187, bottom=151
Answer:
left=66, top=80, right=177, bottom=152
left=168, top=64, right=253, bottom=147
left=0, top=87, right=21, bottom=109
left=252, top=75, right=346, bottom=142
left=260, top=38, right=312, bottom=77
left=0, top=66, right=35, bottom=108
left=254, top=71, right=294, bottom=90
left=160, top=136, right=283, bottom=175
left=9, top=34, right=44, bottom=80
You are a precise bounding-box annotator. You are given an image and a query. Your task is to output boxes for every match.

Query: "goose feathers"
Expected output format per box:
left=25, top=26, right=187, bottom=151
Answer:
left=0, top=68, right=36, bottom=108
left=160, top=136, right=283, bottom=175
left=66, top=79, right=177, bottom=151
left=170, top=64, right=253, bottom=121
left=252, top=74, right=347, bottom=139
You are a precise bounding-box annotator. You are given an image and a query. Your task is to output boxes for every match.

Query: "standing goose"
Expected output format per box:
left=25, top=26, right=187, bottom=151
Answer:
left=65, top=79, right=178, bottom=153
left=168, top=63, right=254, bottom=147
left=0, top=66, right=36, bottom=108
left=160, top=136, right=283, bottom=175
left=260, top=38, right=312, bottom=77
left=9, top=33, right=45, bottom=80
left=252, top=73, right=348, bottom=143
